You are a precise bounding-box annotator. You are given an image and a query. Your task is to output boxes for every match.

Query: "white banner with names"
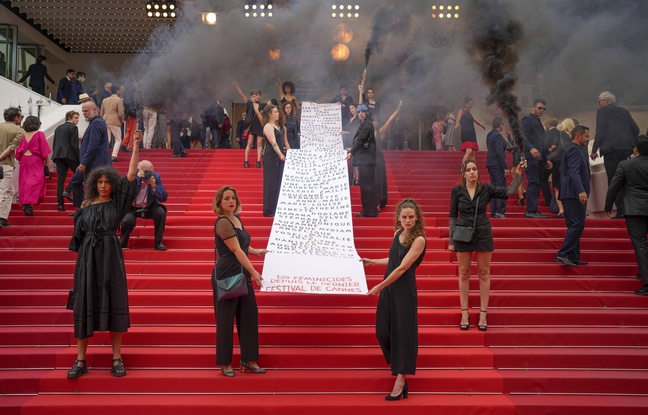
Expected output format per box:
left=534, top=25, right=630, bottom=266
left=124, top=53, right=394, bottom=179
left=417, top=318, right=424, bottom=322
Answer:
left=261, top=102, right=367, bottom=295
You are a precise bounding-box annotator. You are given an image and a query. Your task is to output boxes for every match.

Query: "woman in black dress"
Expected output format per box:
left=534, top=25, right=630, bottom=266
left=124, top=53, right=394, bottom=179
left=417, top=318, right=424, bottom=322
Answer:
left=212, top=186, right=267, bottom=377
left=282, top=101, right=300, bottom=150
left=456, top=97, right=485, bottom=165
left=262, top=105, right=287, bottom=217
left=362, top=199, right=427, bottom=401
left=449, top=159, right=525, bottom=332
left=67, top=131, right=142, bottom=379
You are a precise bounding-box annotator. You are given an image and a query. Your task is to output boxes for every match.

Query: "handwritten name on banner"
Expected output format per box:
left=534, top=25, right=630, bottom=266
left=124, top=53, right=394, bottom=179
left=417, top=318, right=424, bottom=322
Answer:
left=262, top=102, right=368, bottom=295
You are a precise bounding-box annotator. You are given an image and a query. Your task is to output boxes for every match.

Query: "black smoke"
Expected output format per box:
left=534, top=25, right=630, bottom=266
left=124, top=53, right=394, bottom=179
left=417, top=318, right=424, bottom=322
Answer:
left=464, top=0, right=524, bottom=149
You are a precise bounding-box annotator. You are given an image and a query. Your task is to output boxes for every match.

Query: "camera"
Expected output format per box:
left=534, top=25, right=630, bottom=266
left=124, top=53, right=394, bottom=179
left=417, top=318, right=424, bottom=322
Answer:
left=143, top=170, right=153, bottom=180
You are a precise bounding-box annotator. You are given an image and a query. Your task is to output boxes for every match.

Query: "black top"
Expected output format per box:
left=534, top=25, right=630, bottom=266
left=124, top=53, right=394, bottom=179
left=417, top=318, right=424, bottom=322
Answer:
left=215, top=215, right=250, bottom=281
left=459, top=111, right=477, bottom=143
left=449, top=174, right=522, bottom=250
left=350, top=119, right=376, bottom=166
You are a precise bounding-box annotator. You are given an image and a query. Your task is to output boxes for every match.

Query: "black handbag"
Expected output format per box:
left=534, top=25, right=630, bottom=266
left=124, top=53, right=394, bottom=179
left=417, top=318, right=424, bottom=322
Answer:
left=452, top=195, right=480, bottom=243
left=66, top=289, right=74, bottom=310
left=215, top=267, right=248, bottom=301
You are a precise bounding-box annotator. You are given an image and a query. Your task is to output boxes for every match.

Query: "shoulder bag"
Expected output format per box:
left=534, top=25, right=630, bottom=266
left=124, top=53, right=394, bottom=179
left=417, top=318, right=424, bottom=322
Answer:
left=215, top=266, right=248, bottom=301
left=452, top=195, right=480, bottom=243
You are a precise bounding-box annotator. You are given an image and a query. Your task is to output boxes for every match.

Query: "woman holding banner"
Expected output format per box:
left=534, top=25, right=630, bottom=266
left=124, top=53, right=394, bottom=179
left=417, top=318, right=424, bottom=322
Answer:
left=261, top=105, right=287, bottom=217
left=362, top=199, right=427, bottom=401
left=212, top=186, right=267, bottom=377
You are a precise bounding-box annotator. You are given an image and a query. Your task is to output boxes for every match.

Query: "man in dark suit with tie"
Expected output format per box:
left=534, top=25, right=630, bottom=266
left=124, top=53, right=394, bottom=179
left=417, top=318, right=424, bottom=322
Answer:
left=68, top=102, right=112, bottom=209
left=522, top=99, right=550, bottom=218
left=486, top=117, right=510, bottom=218
left=591, top=91, right=640, bottom=218
left=56, top=69, right=75, bottom=104
left=605, top=135, right=648, bottom=295
left=556, top=125, right=591, bottom=267
left=52, top=111, right=80, bottom=211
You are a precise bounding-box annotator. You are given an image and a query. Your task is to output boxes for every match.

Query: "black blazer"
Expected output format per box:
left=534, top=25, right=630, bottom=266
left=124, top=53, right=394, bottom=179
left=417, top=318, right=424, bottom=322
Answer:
left=521, top=113, right=545, bottom=159
left=57, top=77, right=73, bottom=103
left=350, top=119, right=376, bottom=166
left=52, top=121, right=79, bottom=162
left=592, top=104, right=639, bottom=156
left=559, top=143, right=590, bottom=200
left=604, top=155, right=648, bottom=215
left=18, top=63, right=55, bottom=89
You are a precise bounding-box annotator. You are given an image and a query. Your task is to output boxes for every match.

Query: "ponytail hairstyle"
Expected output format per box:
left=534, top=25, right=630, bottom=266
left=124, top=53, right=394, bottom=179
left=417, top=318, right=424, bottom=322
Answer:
left=394, top=199, right=426, bottom=247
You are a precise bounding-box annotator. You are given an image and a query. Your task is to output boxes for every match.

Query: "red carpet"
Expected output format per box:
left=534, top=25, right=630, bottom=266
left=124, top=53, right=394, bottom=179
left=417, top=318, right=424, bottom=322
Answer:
left=1, top=149, right=647, bottom=415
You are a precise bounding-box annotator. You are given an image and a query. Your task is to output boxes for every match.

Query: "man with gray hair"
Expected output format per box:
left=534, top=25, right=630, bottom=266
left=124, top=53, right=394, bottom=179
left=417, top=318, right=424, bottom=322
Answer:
left=591, top=91, right=640, bottom=218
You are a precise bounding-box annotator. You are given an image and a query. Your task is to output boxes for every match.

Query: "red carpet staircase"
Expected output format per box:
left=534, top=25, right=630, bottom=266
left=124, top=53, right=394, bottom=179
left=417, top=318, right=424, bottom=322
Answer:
left=1, top=150, right=647, bottom=415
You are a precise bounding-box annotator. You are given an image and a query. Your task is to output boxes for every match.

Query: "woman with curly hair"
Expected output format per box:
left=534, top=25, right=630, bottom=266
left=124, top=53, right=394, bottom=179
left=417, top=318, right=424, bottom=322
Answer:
left=274, top=73, right=301, bottom=114
left=262, top=104, right=287, bottom=217
left=361, top=199, right=427, bottom=401
left=67, top=131, right=142, bottom=379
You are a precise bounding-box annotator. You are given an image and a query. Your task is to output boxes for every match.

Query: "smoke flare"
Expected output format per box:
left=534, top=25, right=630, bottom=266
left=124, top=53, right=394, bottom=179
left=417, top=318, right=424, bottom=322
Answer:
left=465, top=0, right=524, bottom=151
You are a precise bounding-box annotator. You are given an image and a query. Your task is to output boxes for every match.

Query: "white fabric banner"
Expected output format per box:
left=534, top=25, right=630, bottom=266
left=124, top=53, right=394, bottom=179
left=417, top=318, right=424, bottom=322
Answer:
left=261, top=103, right=368, bottom=295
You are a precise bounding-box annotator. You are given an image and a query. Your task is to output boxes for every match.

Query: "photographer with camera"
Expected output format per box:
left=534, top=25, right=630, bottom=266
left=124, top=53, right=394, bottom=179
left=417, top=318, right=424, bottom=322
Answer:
left=119, top=159, right=168, bottom=251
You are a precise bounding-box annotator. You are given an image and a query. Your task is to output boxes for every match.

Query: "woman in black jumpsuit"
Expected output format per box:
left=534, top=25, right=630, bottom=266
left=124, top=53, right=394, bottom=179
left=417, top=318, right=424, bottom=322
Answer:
left=262, top=105, right=286, bottom=217
left=449, top=160, right=525, bottom=332
left=362, top=199, right=427, bottom=401
left=212, top=186, right=268, bottom=376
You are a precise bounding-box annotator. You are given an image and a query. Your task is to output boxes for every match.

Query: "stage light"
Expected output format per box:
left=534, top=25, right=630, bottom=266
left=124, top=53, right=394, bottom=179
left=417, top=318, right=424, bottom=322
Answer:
left=202, top=12, right=217, bottom=25
left=244, top=1, right=274, bottom=18
left=146, top=1, right=177, bottom=18
left=330, top=4, right=360, bottom=18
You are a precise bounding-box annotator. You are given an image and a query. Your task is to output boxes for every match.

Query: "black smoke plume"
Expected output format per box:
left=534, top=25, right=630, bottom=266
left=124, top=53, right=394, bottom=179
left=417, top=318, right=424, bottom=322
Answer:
left=465, top=0, right=524, bottom=150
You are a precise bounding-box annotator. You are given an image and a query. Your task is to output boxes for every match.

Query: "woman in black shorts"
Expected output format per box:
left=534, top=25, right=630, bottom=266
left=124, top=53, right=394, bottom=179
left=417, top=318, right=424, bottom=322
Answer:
left=449, top=159, right=525, bottom=331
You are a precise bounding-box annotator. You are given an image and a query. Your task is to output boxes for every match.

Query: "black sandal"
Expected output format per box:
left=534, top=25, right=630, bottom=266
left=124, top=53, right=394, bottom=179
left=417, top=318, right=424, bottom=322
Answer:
left=460, top=309, right=470, bottom=331
left=67, top=359, right=87, bottom=379
left=478, top=310, right=488, bottom=332
left=111, top=358, right=127, bottom=377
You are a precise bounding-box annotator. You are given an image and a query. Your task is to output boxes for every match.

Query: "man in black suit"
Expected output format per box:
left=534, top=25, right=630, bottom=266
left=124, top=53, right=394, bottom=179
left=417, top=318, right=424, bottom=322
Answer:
left=52, top=111, right=80, bottom=211
left=56, top=69, right=75, bottom=104
left=556, top=125, right=591, bottom=267
left=522, top=99, right=550, bottom=218
left=605, top=135, right=648, bottom=295
left=486, top=117, right=510, bottom=218
left=347, top=104, right=377, bottom=217
left=18, top=55, right=55, bottom=95
left=591, top=91, right=640, bottom=218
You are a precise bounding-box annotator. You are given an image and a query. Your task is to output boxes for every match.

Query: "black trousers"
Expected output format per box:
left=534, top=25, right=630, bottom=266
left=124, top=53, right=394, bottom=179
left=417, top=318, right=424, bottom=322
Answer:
left=120, top=205, right=167, bottom=246
left=541, top=165, right=552, bottom=206
left=212, top=277, right=259, bottom=365
left=604, top=149, right=633, bottom=215
left=625, top=216, right=648, bottom=285
left=358, top=164, right=378, bottom=217
left=54, top=159, right=78, bottom=205
left=262, top=151, right=283, bottom=217
left=487, top=166, right=507, bottom=216
left=557, top=198, right=586, bottom=261
left=69, top=170, right=86, bottom=208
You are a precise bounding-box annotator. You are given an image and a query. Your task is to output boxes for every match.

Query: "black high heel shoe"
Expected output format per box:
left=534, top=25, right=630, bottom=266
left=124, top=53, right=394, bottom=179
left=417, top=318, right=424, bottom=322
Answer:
left=478, top=310, right=488, bottom=332
left=460, top=308, right=470, bottom=331
left=221, top=366, right=235, bottom=377
left=67, top=359, right=87, bottom=379
left=385, top=381, right=408, bottom=401
left=240, top=361, right=266, bottom=374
